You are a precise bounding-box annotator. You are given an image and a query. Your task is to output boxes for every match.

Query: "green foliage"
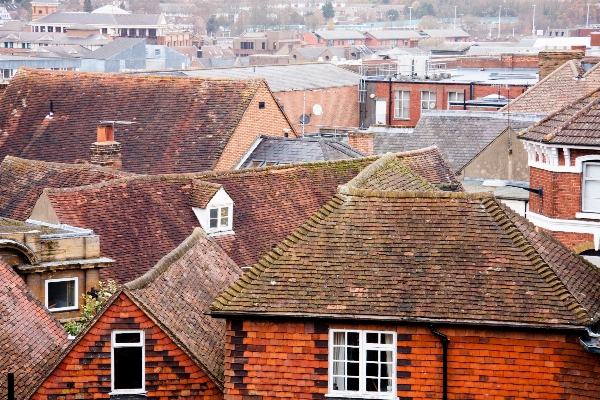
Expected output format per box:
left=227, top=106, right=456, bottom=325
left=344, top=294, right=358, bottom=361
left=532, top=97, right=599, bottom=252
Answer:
left=415, top=2, right=435, bottom=18
left=64, top=280, right=117, bottom=337
left=206, top=14, right=218, bottom=34
left=321, top=1, right=335, bottom=20
left=386, top=9, right=399, bottom=21
left=83, top=0, right=92, bottom=12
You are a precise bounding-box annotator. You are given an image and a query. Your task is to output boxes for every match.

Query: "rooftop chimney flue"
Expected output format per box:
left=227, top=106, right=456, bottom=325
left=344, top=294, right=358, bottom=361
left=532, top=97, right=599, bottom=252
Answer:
left=90, top=122, right=121, bottom=170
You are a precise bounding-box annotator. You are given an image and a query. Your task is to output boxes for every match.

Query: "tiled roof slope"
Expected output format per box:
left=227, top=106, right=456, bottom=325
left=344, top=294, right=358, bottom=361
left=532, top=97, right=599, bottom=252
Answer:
left=42, top=150, right=457, bottom=281
left=211, top=190, right=600, bottom=329
left=376, top=111, right=539, bottom=173
left=0, top=68, right=269, bottom=174
left=241, top=135, right=364, bottom=168
left=519, top=88, right=600, bottom=145
left=0, top=156, right=131, bottom=221
left=126, top=228, right=243, bottom=386
left=0, top=260, right=69, bottom=399
left=501, top=60, right=600, bottom=114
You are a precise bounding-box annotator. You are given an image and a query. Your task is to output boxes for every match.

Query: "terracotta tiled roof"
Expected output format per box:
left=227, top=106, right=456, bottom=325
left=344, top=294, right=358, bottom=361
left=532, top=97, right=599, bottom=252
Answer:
left=518, top=88, right=600, bottom=145
left=0, top=156, right=131, bottom=220
left=211, top=189, right=600, bottom=329
left=126, top=228, right=243, bottom=386
left=501, top=60, right=600, bottom=115
left=0, top=260, right=69, bottom=399
left=0, top=68, right=273, bottom=174
left=41, top=149, right=456, bottom=282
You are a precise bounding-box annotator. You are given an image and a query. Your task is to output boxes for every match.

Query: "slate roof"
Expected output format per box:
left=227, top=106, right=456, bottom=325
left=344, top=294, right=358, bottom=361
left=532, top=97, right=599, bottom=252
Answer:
left=126, top=228, right=242, bottom=387
left=365, top=30, right=421, bottom=40
left=421, top=29, right=470, bottom=38
left=211, top=189, right=600, bottom=329
left=519, top=88, right=600, bottom=146
left=502, top=60, right=600, bottom=114
left=183, top=63, right=360, bottom=92
left=39, top=149, right=458, bottom=282
left=374, top=111, right=542, bottom=173
left=32, top=12, right=162, bottom=26
left=0, top=156, right=131, bottom=221
left=312, top=30, right=367, bottom=40
left=240, top=135, right=364, bottom=168
left=82, top=37, right=145, bottom=60
left=0, top=259, right=69, bottom=400
left=0, top=68, right=278, bottom=174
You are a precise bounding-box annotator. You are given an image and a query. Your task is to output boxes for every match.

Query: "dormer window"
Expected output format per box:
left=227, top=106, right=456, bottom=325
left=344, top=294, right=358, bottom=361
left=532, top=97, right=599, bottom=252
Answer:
left=191, top=182, right=234, bottom=236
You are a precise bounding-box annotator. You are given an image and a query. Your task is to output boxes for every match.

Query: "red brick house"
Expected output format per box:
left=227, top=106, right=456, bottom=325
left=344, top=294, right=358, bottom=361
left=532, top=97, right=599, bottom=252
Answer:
left=364, top=30, right=421, bottom=47
left=210, top=157, right=600, bottom=399
left=360, top=68, right=535, bottom=127
left=27, top=228, right=242, bottom=400
left=0, top=68, right=296, bottom=174
left=303, top=31, right=367, bottom=46
left=518, top=87, right=600, bottom=262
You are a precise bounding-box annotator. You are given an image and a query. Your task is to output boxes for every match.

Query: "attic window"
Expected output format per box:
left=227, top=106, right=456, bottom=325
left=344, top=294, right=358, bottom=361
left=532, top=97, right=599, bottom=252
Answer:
left=191, top=186, right=234, bottom=236
left=111, top=330, right=145, bottom=394
left=210, top=206, right=230, bottom=230
left=46, top=278, right=78, bottom=312
left=259, top=102, right=265, bottom=109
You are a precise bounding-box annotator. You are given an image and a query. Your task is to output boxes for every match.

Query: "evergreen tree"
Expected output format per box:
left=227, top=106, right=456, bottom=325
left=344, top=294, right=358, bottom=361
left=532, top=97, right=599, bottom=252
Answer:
left=321, top=1, right=334, bottom=20
left=83, top=0, right=92, bottom=12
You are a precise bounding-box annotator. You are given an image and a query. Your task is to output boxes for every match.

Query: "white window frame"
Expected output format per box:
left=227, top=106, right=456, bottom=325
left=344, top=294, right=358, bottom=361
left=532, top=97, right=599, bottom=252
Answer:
left=421, top=91, right=436, bottom=110
left=447, top=91, right=464, bottom=109
left=328, top=329, right=397, bottom=399
left=208, top=205, right=233, bottom=233
left=45, top=277, right=78, bottom=312
left=582, top=162, right=600, bottom=213
left=394, top=90, right=410, bottom=120
left=111, top=330, right=145, bottom=395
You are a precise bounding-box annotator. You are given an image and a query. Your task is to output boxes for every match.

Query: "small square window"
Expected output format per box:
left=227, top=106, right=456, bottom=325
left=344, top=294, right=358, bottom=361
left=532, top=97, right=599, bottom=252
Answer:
left=111, top=330, right=144, bottom=393
left=209, top=206, right=231, bottom=231
left=259, top=102, right=265, bottom=109
left=46, top=278, right=78, bottom=311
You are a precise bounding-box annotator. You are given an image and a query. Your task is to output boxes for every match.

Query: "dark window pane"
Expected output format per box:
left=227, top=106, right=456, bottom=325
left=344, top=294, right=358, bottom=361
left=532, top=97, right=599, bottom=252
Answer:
left=366, top=377, right=378, bottom=392
left=47, top=280, right=75, bottom=309
left=381, top=363, right=392, bottom=377
left=366, top=362, right=378, bottom=376
left=347, top=362, right=359, bottom=376
left=366, top=332, right=378, bottom=343
left=347, top=378, right=359, bottom=391
left=115, top=333, right=141, bottom=343
left=114, top=347, right=143, bottom=390
left=210, top=209, right=218, bottom=218
left=380, top=379, right=392, bottom=392
left=380, top=350, right=393, bottom=362
left=366, top=350, right=378, bottom=361
left=347, top=332, right=359, bottom=346
left=347, top=347, right=360, bottom=361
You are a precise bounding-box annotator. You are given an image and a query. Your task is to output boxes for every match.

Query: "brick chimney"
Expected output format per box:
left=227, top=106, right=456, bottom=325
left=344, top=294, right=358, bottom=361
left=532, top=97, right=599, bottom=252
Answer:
left=90, top=123, right=122, bottom=169
left=347, top=130, right=374, bottom=156
left=591, top=32, right=600, bottom=47
left=538, top=49, right=584, bottom=81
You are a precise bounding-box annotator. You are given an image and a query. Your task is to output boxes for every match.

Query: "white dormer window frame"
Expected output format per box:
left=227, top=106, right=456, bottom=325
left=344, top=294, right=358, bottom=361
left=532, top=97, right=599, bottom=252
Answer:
left=192, top=187, right=235, bottom=236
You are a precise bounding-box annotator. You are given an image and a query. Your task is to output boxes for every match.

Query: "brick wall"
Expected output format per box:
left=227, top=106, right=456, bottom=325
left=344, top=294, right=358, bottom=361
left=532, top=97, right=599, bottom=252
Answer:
left=372, top=81, right=528, bottom=127
left=32, top=293, right=222, bottom=400
left=276, top=86, right=359, bottom=134
left=347, top=131, right=374, bottom=155
left=224, top=319, right=600, bottom=400
left=538, top=50, right=584, bottom=81
left=456, top=54, right=539, bottom=69
left=214, top=83, right=295, bottom=170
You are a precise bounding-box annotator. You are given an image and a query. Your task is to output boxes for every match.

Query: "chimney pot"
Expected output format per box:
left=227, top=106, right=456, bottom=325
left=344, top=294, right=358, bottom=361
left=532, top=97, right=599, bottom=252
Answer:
left=97, top=124, right=114, bottom=143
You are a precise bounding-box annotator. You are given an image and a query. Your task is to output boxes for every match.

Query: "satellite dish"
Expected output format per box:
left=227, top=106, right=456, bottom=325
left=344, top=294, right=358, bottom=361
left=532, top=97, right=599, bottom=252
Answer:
left=300, top=114, right=311, bottom=125
left=429, top=102, right=436, bottom=109
left=312, top=104, right=323, bottom=116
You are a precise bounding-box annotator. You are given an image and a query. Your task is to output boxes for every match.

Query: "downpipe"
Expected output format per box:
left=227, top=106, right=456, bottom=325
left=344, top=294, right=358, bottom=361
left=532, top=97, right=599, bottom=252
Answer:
left=430, top=325, right=449, bottom=400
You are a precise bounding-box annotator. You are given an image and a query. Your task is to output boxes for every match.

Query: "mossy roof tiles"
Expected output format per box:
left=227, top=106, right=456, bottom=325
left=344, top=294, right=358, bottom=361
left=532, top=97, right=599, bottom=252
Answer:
left=0, top=68, right=268, bottom=174
left=211, top=190, right=600, bottom=329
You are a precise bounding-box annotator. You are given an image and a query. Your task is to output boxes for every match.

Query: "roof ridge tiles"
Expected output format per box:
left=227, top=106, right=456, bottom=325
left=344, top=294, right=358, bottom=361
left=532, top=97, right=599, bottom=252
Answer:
left=210, top=192, right=348, bottom=312
left=482, top=197, right=590, bottom=325
left=126, top=227, right=206, bottom=290
left=3, top=155, right=135, bottom=174
left=339, top=187, right=490, bottom=199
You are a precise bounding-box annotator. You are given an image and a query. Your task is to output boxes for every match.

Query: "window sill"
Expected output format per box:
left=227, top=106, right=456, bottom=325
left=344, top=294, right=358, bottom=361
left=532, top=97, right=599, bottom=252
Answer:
left=208, top=229, right=235, bottom=237
left=48, top=306, right=79, bottom=312
left=576, top=212, right=600, bottom=220
left=325, top=393, right=398, bottom=400
left=109, top=390, right=147, bottom=396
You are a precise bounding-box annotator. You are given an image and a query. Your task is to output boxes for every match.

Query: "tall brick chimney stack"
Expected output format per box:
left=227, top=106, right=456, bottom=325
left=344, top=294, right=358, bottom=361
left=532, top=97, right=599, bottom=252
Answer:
left=347, top=130, right=374, bottom=155
left=90, top=123, right=122, bottom=169
left=538, top=49, right=584, bottom=81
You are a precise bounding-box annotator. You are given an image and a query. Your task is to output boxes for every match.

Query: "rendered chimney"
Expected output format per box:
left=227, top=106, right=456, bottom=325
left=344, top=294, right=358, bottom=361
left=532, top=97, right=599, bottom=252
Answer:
left=90, top=123, right=122, bottom=169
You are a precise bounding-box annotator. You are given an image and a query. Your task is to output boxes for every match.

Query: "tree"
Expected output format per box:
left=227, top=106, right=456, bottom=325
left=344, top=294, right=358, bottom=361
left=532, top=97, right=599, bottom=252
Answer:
left=321, top=1, right=334, bottom=20
left=64, top=280, right=117, bottom=337
left=415, top=2, right=435, bottom=18
left=132, top=0, right=160, bottom=14
left=386, top=9, right=399, bottom=21
left=83, top=0, right=92, bottom=12
left=418, top=15, right=441, bottom=29
left=67, top=0, right=81, bottom=11
left=206, top=14, right=218, bottom=35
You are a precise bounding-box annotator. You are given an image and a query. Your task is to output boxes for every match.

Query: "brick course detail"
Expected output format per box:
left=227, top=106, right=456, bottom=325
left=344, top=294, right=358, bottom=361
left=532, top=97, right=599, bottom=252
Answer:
left=32, top=293, right=222, bottom=400
left=223, top=319, right=600, bottom=400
